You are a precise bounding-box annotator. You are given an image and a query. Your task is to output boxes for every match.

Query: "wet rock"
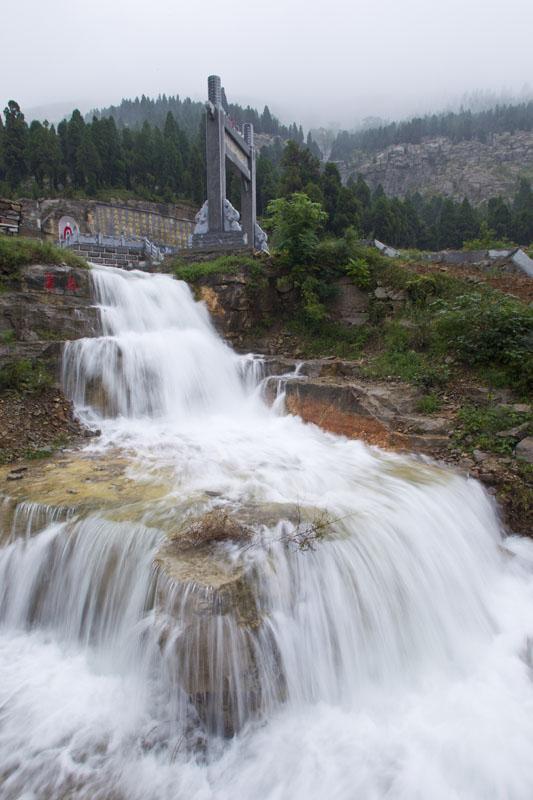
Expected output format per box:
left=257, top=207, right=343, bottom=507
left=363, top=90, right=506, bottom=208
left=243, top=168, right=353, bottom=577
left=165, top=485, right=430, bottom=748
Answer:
left=388, top=289, right=407, bottom=302
left=408, top=433, right=450, bottom=451
left=496, top=423, right=530, bottom=440
left=152, top=499, right=333, bottom=735
left=463, top=386, right=512, bottom=404
left=400, top=414, right=451, bottom=435
left=515, top=437, right=533, bottom=464
left=0, top=451, right=172, bottom=513
left=498, top=403, right=532, bottom=414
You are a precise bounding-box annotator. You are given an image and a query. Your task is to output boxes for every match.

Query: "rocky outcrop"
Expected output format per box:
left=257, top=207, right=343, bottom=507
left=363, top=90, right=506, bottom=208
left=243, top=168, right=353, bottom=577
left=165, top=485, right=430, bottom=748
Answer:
left=188, top=269, right=282, bottom=348
left=339, top=131, right=533, bottom=204
left=515, top=437, right=533, bottom=463
left=0, top=386, right=87, bottom=464
left=0, top=262, right=98, bottom=463
left=329, top=277, right=370, bottom=326
left=263, top=359, right=451, bottom=452
left=0, top=263, right=98, bottom=380
left=0, top=452, right=299, bottom=736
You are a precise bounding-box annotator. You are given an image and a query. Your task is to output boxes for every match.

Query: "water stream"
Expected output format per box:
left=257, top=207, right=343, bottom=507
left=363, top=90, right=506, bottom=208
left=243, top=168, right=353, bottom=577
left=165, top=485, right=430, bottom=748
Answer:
left=1, top=265, right=533, bottom=799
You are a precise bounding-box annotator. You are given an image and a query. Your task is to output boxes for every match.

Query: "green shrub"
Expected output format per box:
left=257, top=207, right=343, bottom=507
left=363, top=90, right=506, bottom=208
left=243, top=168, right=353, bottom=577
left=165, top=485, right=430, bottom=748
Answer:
left=0, top=330, right=15, bottom=344
left=288, top=316, right=369, bottom=359
left=345, top=257, right=371, bottom=288
left=0, top=359, right=53, bottom=393
left=462, top=220, right=515, bottom=251
left=453, top=404, right=533, bottom=455
left=173, top=254, right=258, bottom=283
left=366, top=350, right=448, bottom=386
left=405, top=275, right=438, bottom=302
left=0, top=235, right=88, bottom=273
left=432, top=292, right=533, bottom=391
left=374, top=262, right=465, bottom=302
left=266, top=193, right=327, bottom=266
left=398, top=249, right=430, bottom=262
left=314, top=237, right=350, bottom=267
left=416, top=394, right=442, bottom=414
left=300, top=276, right=328, bottom=322
left=382, top=321, right=412, bottom=352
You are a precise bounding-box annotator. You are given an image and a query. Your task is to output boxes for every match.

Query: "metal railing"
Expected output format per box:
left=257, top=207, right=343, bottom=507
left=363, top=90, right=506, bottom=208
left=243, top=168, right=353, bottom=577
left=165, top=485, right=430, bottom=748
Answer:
left=58, top=231, right=175, bottom=263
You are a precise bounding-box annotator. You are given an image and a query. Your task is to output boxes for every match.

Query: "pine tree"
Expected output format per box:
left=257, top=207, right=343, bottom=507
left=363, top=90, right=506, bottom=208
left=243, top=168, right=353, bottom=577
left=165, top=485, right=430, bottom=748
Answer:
left=76, top=127, right=102, bottom=194
left=331, top=186, right=362, bottom=236
left=320, top=163, right=342, bottom=229
left=371, top=196, right=396, bottom=242
left=66, top=110, right=86, bottom=188
left=261, top=105, right=274, bottom=134
left=26, top=120, right=64, bottom=191
left=256, top=154, right=279, bottom=216
left=0, top=115, right=5, bottom=185
left=3, top=101, right=28, bottom=188
left=457, top=198, right=480, bottom=245
left=487, top=197, right=512, bottom=239
left=512, top=178, right=533, bottom=243
left=350, top=174, right=371, bottom=210
left=438, top=199, right=461, bottom=249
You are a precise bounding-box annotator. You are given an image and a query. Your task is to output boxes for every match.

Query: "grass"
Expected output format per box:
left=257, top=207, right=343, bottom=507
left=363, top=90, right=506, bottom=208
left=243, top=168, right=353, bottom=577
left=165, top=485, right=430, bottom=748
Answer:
left=172, top=253, right=260, bottom=283
left=0, top=330, right=15, bottom=344
left=452, top=404, right=533, bottom=456
left=23, top=446, right=54, bottom=460
left=0, top=235, right=88, bottom=275
left=397, top=248, right=431, bottom=262
left=375, top=261, right=466, bottom=302
left=416, top=394, right=442, bottom=414
left=359, top=262, right=533, bottom=395
left=287, top=317, right=370, bottom=359
left=364, top=349, right=449, bottom=388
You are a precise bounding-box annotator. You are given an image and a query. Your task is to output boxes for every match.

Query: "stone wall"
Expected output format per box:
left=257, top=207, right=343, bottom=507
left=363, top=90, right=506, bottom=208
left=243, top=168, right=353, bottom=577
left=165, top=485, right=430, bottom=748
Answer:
left=19, top=197, right=196, bottom=247
left=66, top=243, right=149, bottom=269
left=338, top=131, right=533, bottom=204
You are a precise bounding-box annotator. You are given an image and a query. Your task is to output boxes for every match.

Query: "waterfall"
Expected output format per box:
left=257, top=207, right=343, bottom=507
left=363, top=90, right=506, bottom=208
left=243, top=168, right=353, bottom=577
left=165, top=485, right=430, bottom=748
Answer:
left=1, top=264, right=533, bottom=799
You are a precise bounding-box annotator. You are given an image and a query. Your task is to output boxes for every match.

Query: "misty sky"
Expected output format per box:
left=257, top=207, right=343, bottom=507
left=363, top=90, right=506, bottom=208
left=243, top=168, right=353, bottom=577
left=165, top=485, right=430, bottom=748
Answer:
left=4, top=0, right=533, bottom=128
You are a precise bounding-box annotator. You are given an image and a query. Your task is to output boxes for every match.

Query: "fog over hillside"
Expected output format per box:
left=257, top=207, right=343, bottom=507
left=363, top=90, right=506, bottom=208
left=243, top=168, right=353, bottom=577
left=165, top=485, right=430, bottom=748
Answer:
left=3, top=0, right=533, bottom=129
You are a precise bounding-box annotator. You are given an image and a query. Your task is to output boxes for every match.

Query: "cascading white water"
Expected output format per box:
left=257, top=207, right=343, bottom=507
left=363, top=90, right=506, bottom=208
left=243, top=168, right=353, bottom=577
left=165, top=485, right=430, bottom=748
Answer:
left=1, top=264, right=533, bottom=799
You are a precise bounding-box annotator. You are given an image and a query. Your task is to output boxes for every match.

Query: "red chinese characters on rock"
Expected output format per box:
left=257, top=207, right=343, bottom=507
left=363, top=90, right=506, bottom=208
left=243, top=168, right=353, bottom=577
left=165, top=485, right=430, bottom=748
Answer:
left=44, top=272, right=78, bottom=293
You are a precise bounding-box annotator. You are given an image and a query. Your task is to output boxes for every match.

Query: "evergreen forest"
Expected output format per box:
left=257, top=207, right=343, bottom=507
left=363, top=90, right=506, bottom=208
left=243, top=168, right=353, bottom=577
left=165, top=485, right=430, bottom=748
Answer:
left=1, top=98, right=533, bottom=249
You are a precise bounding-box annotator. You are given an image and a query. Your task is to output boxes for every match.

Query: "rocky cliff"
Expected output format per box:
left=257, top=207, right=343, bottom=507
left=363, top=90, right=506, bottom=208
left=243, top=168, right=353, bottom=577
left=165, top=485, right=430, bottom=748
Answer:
left=0, top=263, right=98, bottom=462
left=339, top=132, right=533, bottom=203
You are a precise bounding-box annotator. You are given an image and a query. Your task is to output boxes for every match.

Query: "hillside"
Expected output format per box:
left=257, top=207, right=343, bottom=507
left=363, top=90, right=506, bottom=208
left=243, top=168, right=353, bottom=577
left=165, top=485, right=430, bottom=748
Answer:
left=332, top=101, right=533, bottom=202
left=337, top=131, right=533, bottom=204
left=88, top=93, right=303, bottom=141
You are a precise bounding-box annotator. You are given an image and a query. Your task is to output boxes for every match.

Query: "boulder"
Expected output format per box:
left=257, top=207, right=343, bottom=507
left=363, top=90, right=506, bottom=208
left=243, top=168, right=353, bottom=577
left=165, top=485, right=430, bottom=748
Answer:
left=515, top=437, right=533, bottom=463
